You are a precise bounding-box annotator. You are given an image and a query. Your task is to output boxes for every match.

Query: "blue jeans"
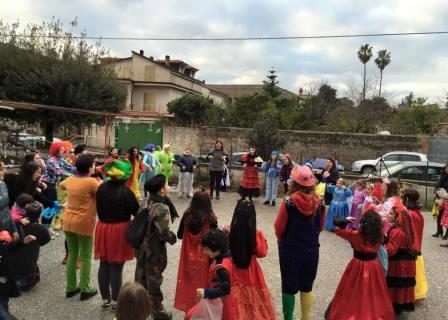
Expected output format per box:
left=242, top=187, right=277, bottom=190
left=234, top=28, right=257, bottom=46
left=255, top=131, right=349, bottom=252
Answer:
left=265, top=176, right=279, bottom=202
left=0, top=296, right=13, bottom=320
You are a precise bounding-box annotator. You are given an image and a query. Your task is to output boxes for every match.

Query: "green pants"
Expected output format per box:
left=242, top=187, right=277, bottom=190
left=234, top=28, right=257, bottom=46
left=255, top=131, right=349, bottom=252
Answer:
left=65, top=232, right=94, bottom=293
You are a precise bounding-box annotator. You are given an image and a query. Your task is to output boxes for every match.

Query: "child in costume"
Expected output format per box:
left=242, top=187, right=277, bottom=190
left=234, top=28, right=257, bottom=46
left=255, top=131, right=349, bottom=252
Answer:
left=176, top=147, right=198, bottom=198
left=324, top=178, right=352, bottom=231
left=186, top=228, right=236, bottom=320
left=239, top=147, right=263, bottom=201
left=135, top=174, right=177, bottom=320
left=386, top=199, right=417, bottom=316
left=275, top=165, right=325, bottom=320
left=125, top=146, right=144, bottom=199
left=402, top=189, right=428, bottom=300
left=349, top=180, right=366, bottom=229
left=10, top=194, right=35, bottom=224
left=325, top=210, right=395, bottom=320
left=115, top=282, right=151, bottom=320
left=156, top=144, right=174, bottom=183
left=262, top=151, right=281, bottom=206
left=174, top=191, right=218, bottom=312
left=229, top=200, right=276, bottom=320
left=279, top=153, right=293, bottom=194
left=140, top=144, right=160, bottom=199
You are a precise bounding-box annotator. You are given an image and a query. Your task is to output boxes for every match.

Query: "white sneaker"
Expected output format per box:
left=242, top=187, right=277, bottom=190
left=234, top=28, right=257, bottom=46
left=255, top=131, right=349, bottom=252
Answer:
left=50, top=229, right=59, bottom=237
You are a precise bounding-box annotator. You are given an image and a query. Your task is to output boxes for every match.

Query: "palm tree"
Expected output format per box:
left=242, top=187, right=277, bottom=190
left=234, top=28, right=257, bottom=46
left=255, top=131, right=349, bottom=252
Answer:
left=357, top=44, right=373, bottom=100
left=375, top=49, right=392, bottom=98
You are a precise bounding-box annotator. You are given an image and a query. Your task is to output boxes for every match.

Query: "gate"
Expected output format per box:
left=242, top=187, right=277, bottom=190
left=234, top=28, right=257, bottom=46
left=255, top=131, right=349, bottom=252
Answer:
left=115, top=121, right=163, bottom=151
left=428, top=137, right=448, bottom=163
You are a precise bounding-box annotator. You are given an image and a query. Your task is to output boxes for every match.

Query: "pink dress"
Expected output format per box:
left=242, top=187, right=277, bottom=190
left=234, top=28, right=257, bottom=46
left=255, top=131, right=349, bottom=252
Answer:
left=349, top=189, right=365, bottom=229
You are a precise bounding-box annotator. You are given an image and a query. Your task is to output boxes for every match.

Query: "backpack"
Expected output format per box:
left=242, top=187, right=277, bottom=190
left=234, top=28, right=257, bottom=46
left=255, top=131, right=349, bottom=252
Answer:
left=126, top=206, right=150, bottom=249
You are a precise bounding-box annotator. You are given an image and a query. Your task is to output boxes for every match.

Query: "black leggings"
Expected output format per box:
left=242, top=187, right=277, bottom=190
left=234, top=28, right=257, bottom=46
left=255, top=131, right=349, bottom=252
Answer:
left=209, top=171, right=223, bottom=195
left=436, top=208, right=443, bottom=235
left=98, top=262, right=124, bottom=301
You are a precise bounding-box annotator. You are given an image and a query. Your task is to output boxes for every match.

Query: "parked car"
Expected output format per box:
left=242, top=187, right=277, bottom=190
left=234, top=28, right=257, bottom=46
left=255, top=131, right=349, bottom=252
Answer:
left=7, top=132, right=47, bottom=147
left=351, top=151, right=428, bottom=174
left=373, top=161, right=444, bottom=183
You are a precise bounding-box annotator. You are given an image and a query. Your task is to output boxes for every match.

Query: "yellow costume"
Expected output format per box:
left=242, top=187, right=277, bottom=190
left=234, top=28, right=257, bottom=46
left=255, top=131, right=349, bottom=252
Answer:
left=415, top=255, right=428, bottom=300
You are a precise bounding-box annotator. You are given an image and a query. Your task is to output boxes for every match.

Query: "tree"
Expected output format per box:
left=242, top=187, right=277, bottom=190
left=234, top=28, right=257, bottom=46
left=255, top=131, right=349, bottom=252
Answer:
left=357, top=44, right=373, bottom=100
left=263, top=68, right=281, bottom=98
left=167, top=93, right=216, bottom=125
left=374, top=49, right=391, bottom=98
left=0, top=18, right=126, bottom=143
left=225, top=93, right=272, bottom=128
left=248, top=118, right=286, bottom=161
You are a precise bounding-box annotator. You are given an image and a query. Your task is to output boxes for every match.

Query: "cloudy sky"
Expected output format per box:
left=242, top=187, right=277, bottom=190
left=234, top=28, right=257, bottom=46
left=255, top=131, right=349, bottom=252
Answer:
left=3, top=0, right=448, bottom=103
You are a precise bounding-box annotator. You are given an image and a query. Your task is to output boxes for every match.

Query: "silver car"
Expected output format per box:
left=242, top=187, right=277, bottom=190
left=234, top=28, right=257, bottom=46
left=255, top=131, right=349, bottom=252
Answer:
left=351, top=151, right=428, bottom=174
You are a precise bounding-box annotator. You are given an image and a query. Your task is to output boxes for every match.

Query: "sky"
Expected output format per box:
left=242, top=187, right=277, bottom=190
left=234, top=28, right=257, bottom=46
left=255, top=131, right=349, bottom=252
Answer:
left=2, top=0, right=448, bottom=104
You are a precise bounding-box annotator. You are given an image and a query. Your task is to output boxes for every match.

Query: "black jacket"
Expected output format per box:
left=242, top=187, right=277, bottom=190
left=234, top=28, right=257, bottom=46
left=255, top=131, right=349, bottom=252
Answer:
left=176, top=154, right=198, bottom=173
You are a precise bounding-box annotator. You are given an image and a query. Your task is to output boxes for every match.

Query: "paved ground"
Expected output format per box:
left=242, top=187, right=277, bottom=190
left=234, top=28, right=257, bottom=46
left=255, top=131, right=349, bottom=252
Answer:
left=10, top=191, right=448, bottom=320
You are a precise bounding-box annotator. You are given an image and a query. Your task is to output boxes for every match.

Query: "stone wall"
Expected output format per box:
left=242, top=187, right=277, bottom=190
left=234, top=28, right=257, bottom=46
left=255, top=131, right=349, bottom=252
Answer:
left=163, top=125, right=429, bottom=167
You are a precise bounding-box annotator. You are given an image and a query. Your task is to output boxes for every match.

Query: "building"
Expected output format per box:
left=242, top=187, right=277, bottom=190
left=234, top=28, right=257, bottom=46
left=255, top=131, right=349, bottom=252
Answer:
left=104, top=50, right=228, bottom=115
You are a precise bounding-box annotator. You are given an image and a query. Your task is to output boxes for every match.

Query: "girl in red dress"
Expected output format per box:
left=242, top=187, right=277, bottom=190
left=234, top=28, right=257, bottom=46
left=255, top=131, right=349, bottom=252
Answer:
left=185, top=229, right=236, bottom=320
left=229, top=200, right=276, bottom=320
left=386, top=199, right=417, bottom=315
left=325, top=210, right=395, bottom=320
left=239, top=147, right=263, bottom=201
left=174, top=191, right=218, bottom=312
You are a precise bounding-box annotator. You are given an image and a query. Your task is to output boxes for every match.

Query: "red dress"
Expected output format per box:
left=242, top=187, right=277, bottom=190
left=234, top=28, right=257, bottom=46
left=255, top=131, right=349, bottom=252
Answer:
left=185, top=256, right=237, bottom=320
left=386, top=226, right=416, bottom=314
left=440, top=202, right=448, bottom=227
left=239, top=154, right=261, bottom=198
left=326, top=228, right=395, bottom=320
left=174, top=223, right=212, bottom=312
left=232, top=230, right=276, bottom=320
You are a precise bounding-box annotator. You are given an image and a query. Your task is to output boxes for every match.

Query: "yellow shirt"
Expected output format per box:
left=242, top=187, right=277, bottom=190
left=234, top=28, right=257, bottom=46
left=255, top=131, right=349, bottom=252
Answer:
left=60, top=176, right=99, bottom=236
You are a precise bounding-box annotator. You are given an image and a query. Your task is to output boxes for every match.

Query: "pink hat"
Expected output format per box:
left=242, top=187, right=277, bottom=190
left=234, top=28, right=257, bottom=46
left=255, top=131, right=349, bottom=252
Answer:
left=291, top=165, right=315, bottom=187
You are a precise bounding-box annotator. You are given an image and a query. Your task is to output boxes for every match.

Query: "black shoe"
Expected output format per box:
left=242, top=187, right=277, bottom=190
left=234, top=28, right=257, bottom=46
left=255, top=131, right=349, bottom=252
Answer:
left=432, top=233, right=442, bottom=238
left=80, top=289, right=98, bottom=301
left=440, top=243, right=448, bottom=247
left=263, top=200, right=270, bottom=205
left=154, top=310, right=173, bottom=320
left=271, top=201, right=276, bottom=206
left=66, top=287, right=81, bottom=298
left=443, top=234, right=448, bottom=240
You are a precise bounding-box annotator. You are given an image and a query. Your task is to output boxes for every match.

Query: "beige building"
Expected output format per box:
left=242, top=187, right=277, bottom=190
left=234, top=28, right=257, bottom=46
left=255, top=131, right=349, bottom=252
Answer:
left=104, top=50, right=228, bottom=115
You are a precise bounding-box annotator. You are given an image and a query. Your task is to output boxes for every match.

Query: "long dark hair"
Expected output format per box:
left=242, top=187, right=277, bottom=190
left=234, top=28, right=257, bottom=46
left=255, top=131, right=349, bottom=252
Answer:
left=385, top=179, right=400, bottom=198
left=23, top=153, right=36, bottom=166
left=184, top=191, right=217, bottom=235
left=402, top=188, right=422, bottom=210
left=359, top=210, right=383, bottom=245
left=229, top=199, right=257, bottom=269
left=326, top=156, right=337, bottom=172
left=127, top=146, right=140, bottom=164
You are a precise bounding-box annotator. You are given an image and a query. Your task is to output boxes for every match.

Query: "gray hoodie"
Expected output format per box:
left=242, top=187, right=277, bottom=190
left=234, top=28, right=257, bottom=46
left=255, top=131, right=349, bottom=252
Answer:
left=208, top=149, right=228, bottom=172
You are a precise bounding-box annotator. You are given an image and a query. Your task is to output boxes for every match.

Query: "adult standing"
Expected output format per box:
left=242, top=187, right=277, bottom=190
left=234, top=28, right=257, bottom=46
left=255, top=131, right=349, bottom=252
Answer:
left=156, top=144, right=175, bottom=183
left=140, top=144, right=159, bottom=199
left=274, top=166, right=325, bottom=320
left=433, top=164, right=448, bottom=237
left=125, top=146, right=144, bottom=199
left=41, top=141, right=73, bottom=232
left=207, top=140, right=228, bottom=200
left=323, top=157, right=339, bottom=205
left=95, top=159, right=139, bottom=308
left=239, top=147, right=263, bottom=201
left=60, top=155, right=100, bottom=301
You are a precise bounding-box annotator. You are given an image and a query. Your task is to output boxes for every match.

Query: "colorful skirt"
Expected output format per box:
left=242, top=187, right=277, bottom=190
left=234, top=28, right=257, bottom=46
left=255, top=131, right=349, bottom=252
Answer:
left=325, top=201, right=350, bottom=231
left=94, top=221, right=134, bottom=264
left=239, top=166, right=260, bottom=198
left=415, top=255, right=428, bottom=300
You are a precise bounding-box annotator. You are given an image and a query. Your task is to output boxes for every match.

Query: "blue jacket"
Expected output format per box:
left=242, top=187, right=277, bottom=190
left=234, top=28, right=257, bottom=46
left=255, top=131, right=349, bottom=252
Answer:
left=262, top=161, right=281, bottom=178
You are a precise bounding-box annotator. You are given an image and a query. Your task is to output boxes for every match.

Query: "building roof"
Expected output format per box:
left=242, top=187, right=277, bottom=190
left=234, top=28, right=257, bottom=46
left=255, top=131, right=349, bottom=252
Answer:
left=207, top=84, right=298, bottom=99
left=119, top=110, right=173, bottom=118
left=155, top=59, right=199, bottom=71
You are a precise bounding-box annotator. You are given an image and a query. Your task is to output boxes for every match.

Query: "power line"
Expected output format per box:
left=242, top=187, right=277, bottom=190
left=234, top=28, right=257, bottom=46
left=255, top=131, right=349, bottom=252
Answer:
left=3, top=31, right=448, bottom=41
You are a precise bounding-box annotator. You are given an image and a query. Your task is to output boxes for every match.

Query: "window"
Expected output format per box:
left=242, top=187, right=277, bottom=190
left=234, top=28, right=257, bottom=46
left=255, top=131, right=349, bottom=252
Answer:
left=395, top=166, right=425, bottom=180
left=143, top=93, right=155, bottom=111
left=428, top=167, right=443, bottom=181
left=398, top=154, right=420, bottom=161
left=383, top=154, right=401, bottom=161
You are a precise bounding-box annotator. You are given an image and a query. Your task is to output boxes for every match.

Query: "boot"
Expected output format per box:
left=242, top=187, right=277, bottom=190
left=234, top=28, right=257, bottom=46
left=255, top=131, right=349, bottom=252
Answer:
left=443, top=230, right=448, bottom=240
left=153, top=305, right=172, bottom=320
left=209, top=187, right=214, bottom=199
left=263, top=200, right=270, bottom=205
left=300, top=291, right=314, bottom=320
left=282, top=293, right=295, bottom=320
left=216, top=190, right=220, bottom=200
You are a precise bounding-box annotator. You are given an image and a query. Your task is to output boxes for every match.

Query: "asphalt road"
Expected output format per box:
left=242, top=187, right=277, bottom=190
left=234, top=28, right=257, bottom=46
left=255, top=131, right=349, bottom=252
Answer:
left=10, top=192, right=448, bottom=320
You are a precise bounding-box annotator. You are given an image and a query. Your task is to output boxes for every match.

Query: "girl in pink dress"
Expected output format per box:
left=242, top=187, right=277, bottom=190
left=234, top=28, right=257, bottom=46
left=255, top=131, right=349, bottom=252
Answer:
left=349, top=180, right=366, bottom=229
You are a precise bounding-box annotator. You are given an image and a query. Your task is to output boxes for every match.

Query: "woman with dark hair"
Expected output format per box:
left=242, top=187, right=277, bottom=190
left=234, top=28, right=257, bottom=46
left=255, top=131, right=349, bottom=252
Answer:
left=95, top=159, right=139, bottom=309
left=433, top=164, right=448, bottom=237
left=108, top=147, right=120, bottom=160
left=125, top=146, right=144, bottom=199
left=207, top=140, right=228, bottom=200
left=386, top=199, right=417, bottom=316
left=323, top=157, right=339, bottom=205
left=275, top=166, right=325, bottom=320
left=325, top=210, right=395, bottom=320
left=402, top=189, right=428, bottom=300
left=229, top=200, right=275, bottom=320
left=14, top=163, right=52, bottom=209
left=174, top=191, right=217, bottom=312
left=239, top=147, right=263, bottom=201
